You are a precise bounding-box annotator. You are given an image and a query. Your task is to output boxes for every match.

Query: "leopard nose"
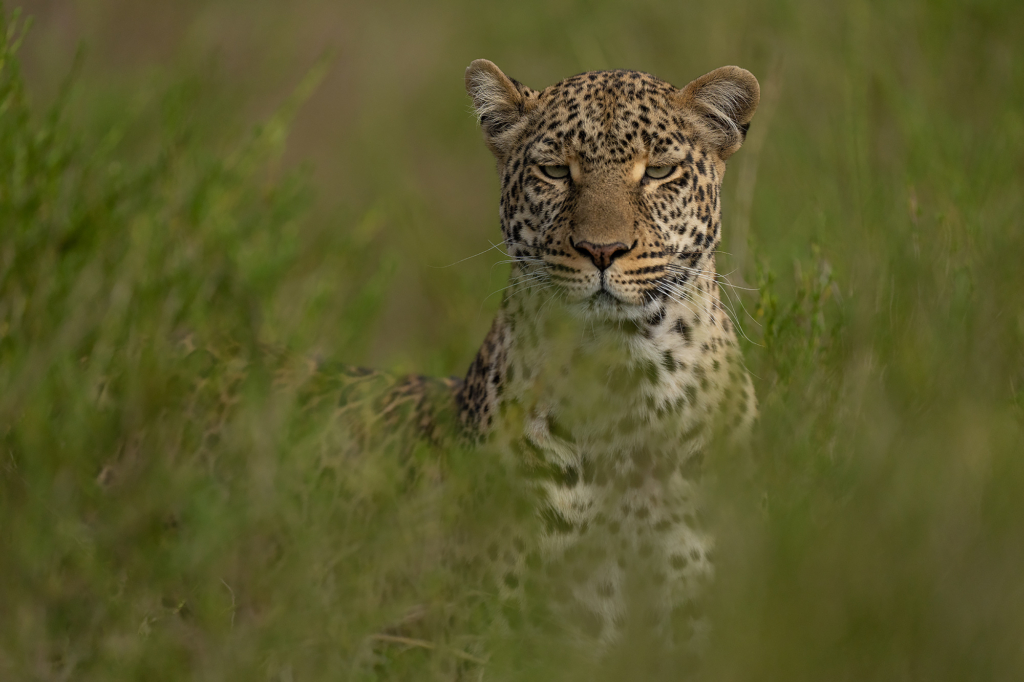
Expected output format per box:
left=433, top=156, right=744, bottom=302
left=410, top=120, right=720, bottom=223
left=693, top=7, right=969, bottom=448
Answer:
left=571, top=239, right=633, bottom=271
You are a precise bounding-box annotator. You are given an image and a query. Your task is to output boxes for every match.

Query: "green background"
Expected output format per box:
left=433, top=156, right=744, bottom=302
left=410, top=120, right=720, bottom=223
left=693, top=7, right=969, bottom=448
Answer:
left=2, top=0, right=1023, bottom=679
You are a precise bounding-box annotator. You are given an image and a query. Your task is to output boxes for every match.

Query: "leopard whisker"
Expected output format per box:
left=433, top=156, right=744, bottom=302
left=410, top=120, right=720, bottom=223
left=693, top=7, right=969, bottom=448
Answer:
left=681, top=268, right=763, bottom=334
left=663, top=275, right=733, bottom=322
left=665, top=264, right=758, bottom=292
left=665, top=264, right=763, bottom=333
left=430, top=240, right=513, bottom=268
left=537, top=285, right=567, bottom=318
left=662, top=276, right=735, bottom=326
left=656, top=282, right=702, bottom=320
left=483, top=273, right=549, bottom=301
left=662, top=278, right=762, bottom=347
left=493, top=258, right=545, bottom=268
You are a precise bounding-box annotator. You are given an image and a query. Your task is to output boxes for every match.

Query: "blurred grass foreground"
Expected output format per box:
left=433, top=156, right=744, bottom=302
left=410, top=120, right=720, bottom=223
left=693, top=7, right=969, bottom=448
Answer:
left=2, top=1, right=1024, bottom=680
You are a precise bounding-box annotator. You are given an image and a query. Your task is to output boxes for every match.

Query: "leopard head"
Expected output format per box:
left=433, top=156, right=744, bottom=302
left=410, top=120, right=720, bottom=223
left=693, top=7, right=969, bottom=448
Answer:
left=466, top=60, right=759, bottom=322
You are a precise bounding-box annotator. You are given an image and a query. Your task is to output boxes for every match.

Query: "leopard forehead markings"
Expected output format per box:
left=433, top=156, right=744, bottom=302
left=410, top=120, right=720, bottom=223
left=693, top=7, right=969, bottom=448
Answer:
left=453, top=60, right=761, bottom=648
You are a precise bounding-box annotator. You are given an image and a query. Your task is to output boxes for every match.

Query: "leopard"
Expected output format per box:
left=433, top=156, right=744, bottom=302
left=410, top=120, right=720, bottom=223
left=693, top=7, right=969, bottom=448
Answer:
left=307, top=59, right=760, bottom=659
left=456, top=59, right=760, bottom=652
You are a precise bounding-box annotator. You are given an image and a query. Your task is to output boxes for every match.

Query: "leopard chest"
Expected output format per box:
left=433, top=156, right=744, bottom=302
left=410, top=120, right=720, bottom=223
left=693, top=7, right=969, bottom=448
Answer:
left=481, top=305, right=740, bottom=628
left=500, top=393, right=716, bottom=646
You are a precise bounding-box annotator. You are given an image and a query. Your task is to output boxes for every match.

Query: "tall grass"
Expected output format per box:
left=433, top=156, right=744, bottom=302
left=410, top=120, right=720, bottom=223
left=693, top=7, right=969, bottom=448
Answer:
left=2, top=0, right=1024, bottom=679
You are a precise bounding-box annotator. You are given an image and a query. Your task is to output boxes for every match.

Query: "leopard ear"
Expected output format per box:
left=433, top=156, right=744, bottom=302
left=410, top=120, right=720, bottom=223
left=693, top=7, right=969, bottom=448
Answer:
left=675, top=66, right=760, bottom=160
left=465, top=59, right=536, bottom=161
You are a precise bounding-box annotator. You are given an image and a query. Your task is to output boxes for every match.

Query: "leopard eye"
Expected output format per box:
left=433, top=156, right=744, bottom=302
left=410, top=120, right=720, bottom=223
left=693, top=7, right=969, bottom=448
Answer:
left=644, top=165, right=675, bottom=180
left=540, top=165, right=570, bottom=179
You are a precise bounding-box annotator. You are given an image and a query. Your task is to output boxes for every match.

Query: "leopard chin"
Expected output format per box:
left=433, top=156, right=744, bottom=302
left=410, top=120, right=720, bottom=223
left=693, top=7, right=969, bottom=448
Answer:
left=567, top=289, right=652, bottom=323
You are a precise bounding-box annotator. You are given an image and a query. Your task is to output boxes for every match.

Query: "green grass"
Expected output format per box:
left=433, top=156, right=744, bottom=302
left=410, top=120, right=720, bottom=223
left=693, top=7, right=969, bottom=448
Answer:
left=2, top=0, right=1024, bottom=679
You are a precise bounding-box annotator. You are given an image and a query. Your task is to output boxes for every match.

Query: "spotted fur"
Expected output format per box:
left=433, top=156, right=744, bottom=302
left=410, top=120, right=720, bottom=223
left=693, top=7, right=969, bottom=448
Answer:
left=335, top=60, right=760, bottom=653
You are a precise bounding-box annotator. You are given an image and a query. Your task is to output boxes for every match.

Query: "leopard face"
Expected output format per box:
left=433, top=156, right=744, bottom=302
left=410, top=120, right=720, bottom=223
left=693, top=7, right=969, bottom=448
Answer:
left=467, top=63, right=759, bottom=323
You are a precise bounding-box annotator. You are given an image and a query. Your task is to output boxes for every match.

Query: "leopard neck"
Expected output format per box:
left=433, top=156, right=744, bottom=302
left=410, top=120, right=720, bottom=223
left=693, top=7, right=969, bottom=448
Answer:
left=456, top=254, right=732, bottom=440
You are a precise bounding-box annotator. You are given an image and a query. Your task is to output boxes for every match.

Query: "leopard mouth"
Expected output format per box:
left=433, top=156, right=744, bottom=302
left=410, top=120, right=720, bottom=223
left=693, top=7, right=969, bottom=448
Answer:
left=540, top=264, right=648, bottom=317
left=595, top=275, right=645, bottom=307
left=579, top=286, right=646, bottom=319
